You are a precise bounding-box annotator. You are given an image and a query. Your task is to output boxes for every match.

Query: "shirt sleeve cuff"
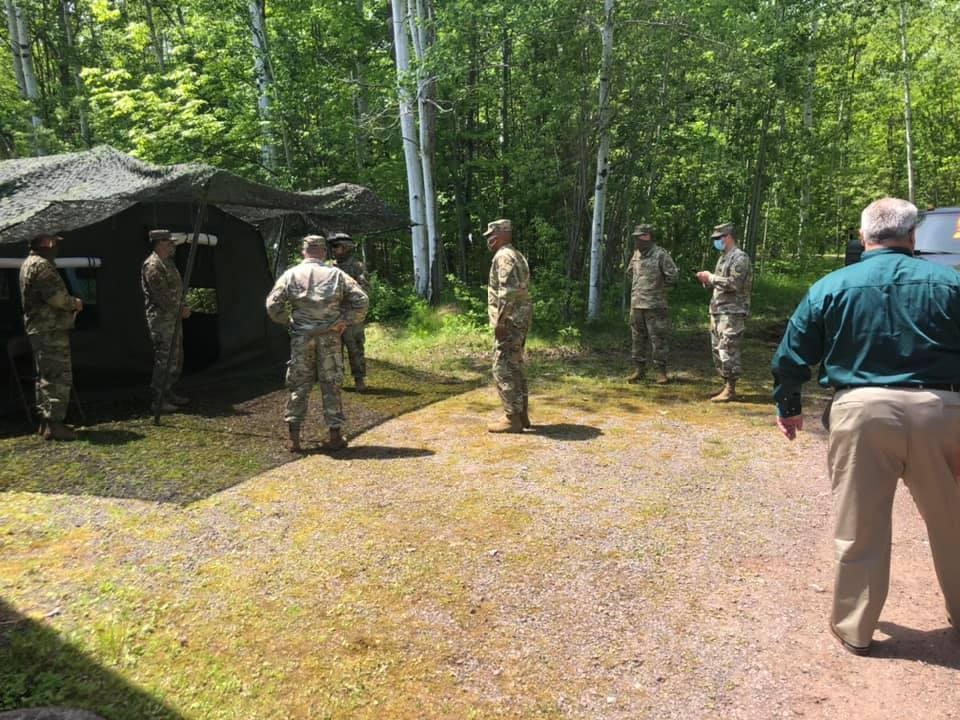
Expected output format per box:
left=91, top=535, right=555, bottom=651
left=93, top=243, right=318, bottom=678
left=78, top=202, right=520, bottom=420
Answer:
left=776, top=393, right=803, bottom=418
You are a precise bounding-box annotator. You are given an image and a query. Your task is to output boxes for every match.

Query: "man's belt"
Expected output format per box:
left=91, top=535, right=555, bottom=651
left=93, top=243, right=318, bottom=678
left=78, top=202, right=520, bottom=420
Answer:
left=837, top=383, right=960, bottom=392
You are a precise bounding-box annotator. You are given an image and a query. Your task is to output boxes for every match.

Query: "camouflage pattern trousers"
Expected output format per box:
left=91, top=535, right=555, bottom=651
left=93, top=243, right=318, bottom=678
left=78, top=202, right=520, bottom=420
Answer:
left=28, top=330, right=72, bottom=422
left=341, top=323, right=366, bottom=380
left=493, top=328, right=528, bottom=416
left=148, top=314, right=183, bottom=397
left=710, top=312, right=746, bottom=380
left=630, top=307, right=671, bottom=372
left=285, top=331, right=345, bottom=428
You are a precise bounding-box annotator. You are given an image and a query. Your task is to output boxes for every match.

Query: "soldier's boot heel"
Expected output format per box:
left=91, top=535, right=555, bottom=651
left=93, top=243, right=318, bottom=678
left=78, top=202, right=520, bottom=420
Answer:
left=323, top=427, right=348, bottom=451
left=488, top=414, right=524, bottom=433
left=626, top=368, right=645, bottom=383
left=47, top=421, right=76, bottom=441
left=654, top=370, right=669, bottom=385
left=286, top=423, right=303, bottom=452
left=710, top=380, right=737, bottom=402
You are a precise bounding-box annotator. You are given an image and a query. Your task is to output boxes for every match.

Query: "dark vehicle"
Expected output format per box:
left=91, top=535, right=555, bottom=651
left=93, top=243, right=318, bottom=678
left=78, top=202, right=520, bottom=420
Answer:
left=914, top=206, right=960, bottom=270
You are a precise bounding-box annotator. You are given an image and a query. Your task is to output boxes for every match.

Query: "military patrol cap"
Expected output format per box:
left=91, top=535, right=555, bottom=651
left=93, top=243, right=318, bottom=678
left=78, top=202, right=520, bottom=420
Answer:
left=328, top=232, right=355, bottom=247
left=483, top=219, right=512, bottom=238
left=711, top=222, right=735, bottom=238
left=302, top=234, right=326, bottom=251
left=149, top=228, right=172, bottom=243
left=631, top=224, right=654, bottom=236
left=29, top=232, right=63, bottom=248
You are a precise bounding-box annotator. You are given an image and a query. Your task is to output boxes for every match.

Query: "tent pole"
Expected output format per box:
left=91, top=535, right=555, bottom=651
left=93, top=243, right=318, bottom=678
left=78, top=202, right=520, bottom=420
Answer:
left=272, top=215, right=287, bottom=278
left=153, top=183, right=210, bottom=426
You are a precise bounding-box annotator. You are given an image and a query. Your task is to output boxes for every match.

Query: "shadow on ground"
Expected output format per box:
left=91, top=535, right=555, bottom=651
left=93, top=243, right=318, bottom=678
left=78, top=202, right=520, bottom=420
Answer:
left=874, top=621, right=960, bottom=668
left=0, top=358, right=479, bottom=505
left=0, top=599, right=182, bottom=720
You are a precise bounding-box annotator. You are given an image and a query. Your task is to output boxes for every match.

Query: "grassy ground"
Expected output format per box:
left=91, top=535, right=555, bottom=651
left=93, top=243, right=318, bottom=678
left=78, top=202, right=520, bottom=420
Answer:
left=0, top=256, right=844, bottom=718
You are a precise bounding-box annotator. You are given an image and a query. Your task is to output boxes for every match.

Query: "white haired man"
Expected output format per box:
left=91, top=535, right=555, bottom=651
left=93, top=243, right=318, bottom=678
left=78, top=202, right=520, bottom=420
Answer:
left=772, top=197, right=960, bottom=655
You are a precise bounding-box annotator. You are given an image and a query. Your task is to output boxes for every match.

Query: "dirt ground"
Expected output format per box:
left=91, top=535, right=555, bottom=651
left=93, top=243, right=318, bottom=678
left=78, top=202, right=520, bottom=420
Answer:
left=2, top=366, right=959, bottom=719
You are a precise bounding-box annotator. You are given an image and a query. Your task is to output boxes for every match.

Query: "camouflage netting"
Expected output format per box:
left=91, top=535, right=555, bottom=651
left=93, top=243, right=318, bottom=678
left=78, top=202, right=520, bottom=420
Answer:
left=0, top=145, right=407, bottom=244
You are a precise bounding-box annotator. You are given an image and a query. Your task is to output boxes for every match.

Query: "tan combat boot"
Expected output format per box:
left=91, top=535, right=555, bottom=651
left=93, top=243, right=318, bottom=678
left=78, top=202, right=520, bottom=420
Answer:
left=286, top=423, right=302, bottom=452
left=710, top=379, right=737, bottom=402
left=626, top=367, right=645, bottom=383
left=45, top=421, right=77, bottom=441
left=654, top=371, right=669, bottom=385
left=323, top=427, right=348, bottom=451
left=487, top=414, right=524, bottom=433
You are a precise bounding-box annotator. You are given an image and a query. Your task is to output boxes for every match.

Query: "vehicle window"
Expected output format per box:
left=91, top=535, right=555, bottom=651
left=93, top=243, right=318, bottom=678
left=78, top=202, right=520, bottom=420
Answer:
left=915, top=210, right=960, bottom=253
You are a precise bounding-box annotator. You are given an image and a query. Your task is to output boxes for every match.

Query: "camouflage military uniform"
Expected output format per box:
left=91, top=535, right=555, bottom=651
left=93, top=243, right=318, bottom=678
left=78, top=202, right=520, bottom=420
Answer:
left=19, top=251, right=78, bottom=422
left=488, top=244, right=532, bottom=416
left=141, top=251, right=184, bottom=398
left=266, top=258, right=368, bottom=429
left=706, top=247, right=753, bottom=380
left=626, top=244, right=678, bottom=374
left=332, top=251, right=370, bottom=384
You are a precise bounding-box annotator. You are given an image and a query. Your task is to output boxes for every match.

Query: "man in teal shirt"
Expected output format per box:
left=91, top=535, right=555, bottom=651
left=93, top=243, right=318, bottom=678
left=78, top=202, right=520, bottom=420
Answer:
left=772, top=197, right=960, bottom=656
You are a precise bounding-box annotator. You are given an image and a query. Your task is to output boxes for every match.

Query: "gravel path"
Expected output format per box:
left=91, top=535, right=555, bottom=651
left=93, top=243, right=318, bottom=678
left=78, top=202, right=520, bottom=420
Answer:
left=2, top=381, right=958, bottom=719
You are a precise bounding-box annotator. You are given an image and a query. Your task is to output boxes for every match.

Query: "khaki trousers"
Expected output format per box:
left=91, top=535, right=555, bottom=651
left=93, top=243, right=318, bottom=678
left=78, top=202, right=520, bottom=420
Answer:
left=827, top=387, right=960, bottom=647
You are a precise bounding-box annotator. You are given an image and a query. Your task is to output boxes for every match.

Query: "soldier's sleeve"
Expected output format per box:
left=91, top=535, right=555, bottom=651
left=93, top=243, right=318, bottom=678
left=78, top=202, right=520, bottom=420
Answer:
left=265, top=275, right=291, bottom=326
left=494, top=255, right=523, bottom=326
left=339, top=273, right=369, bottom=326
left=142, top=260, right=164, bottom=306
left=357, top=262, right=371, bottom=294
left=710, top=254, right=750, bottom=292
left=36, top=265, right=76, bottom=312
left=625, top=253, right=634, bottom=282
left=661, top=252, right=679, bottom=288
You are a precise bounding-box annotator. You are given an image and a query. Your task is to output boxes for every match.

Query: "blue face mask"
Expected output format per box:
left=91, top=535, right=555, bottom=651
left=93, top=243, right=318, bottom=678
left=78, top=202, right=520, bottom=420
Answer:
left=712, top=237, right=725, bottom=251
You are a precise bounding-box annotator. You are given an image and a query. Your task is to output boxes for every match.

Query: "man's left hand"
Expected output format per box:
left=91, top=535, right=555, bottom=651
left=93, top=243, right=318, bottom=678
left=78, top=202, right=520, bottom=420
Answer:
left=695, top=270, right=712, bottom=285
left=333, top=321, right=348, bottom=335
left=776, top=414, right=804, bottom=441
left=181, top=306, right=192, bottom=319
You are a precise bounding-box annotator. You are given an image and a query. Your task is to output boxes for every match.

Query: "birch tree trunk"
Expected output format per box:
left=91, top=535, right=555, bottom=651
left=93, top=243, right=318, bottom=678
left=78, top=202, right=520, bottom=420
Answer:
left=587, top=0, right=615, bottom=321
left=409, top=0, right=440, bottom=302
left=899, top=0, right=915, bottom=203
left=4, top=0, right=25, bottom=95
left=144, top=0, right=166, bottom=71
left=248, top=0, right=291, bottom=175
left=13, top=3, right=42, bottom=151
left=390, top=0, right=428, bottom=297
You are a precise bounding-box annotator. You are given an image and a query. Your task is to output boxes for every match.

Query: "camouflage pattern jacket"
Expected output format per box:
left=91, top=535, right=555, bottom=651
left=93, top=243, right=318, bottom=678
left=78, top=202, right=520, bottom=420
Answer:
left=333, top=253, right=370, bottom=294
left=488, top=244, right=532, bottom=330
left=626, top=244, right=679, bottom=309
left=141, top=252, right=183, bottom=323
left=18, top=252, right=77, bottom=335
left=707, top=246, right=753, bottom=315
left=266, top=259, right=369, bottom=334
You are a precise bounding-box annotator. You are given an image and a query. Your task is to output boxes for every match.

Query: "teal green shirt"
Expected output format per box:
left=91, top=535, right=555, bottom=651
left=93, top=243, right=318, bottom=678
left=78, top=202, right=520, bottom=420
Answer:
left=772, top=248, right=960, bottom=417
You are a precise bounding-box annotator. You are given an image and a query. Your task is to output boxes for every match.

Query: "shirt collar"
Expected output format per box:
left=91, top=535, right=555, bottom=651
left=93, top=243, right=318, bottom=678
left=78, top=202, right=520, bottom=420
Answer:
left=861, top=247, right=914, bottom=260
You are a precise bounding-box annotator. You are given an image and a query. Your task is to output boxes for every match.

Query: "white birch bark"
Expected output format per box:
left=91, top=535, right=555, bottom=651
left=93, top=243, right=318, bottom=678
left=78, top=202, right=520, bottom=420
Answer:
left=4, top=0, right=25, bottom=95
left=390, top=0, right=428, bottom=297
left=587, top=0, right=615, bottom=321
left=248, top=0, right=277, bottom=172
left=13, top=3, right=42, bottom=148
left=899, top=0, right=915, bottom=203
left=409, top=0, right=440, bottom=301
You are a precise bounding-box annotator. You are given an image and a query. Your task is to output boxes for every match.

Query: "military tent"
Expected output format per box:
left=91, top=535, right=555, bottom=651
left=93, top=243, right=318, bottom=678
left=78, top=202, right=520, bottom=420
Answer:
left=0, top=145, right=404, bottom=389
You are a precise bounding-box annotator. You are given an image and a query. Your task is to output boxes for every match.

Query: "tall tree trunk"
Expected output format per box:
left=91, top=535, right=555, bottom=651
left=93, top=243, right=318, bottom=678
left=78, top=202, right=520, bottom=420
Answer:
left=899, top=0, right=915, bottom=202
left=248, top=0, right=293, bottom=176
left=587, top=0, right=615, bottom=321
left=4, top=0, right=25, bottom=95
left=390, top=0, right=428, bottom=297
left=144, top=0, right=166, bottom=71
left=60, top=0, right=89, bottom=146
left=499, top=27, right=511, bottom=214
left=744, top=109, right=770, bottom=259
left=409, top=0, right=440, bottom=302
left=13, top=3, right=42, bottom=152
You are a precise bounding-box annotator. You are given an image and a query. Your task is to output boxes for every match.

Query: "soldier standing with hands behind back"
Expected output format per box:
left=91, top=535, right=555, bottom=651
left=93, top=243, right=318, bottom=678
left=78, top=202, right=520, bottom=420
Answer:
left=141, top=229, right=191, bottom=414
left=329, top=232, right=371, bottom=393
left=19, top=233, right=83, bottom=440
left=625, top=223, right=678, bottom=385
left=485, top=219, right=533, bottom=433
left=696, top=222, right=753, bottom=402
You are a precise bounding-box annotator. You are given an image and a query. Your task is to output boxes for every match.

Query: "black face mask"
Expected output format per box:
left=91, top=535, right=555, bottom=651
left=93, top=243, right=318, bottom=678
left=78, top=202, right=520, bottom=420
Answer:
left=635, top=240, right=652, bottom=251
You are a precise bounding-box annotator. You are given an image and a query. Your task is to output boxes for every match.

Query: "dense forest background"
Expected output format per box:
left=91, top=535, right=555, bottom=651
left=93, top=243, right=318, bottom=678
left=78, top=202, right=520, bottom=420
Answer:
left=2, top=0, right=958, bottom=323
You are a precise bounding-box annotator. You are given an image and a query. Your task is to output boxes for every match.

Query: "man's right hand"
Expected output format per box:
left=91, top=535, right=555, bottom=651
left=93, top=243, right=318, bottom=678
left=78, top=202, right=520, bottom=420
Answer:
left=776, top=414, right=804, bottom=441
left=74, top=297, right=83, bottom=312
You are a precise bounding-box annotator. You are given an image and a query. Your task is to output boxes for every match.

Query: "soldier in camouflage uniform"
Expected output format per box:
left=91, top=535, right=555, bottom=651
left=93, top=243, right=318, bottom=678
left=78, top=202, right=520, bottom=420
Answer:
left=696, top=222, right=753, bottom=402
left=18, top=233, right=84, bottom=440
left=329, top=232, right=370, bottom=393
left=624, top=223, right=679, bottom=385
left=141, top=229, right=191, bottom=413
left=266, top=234, right=369, bottom=452
left=485, top=219, right=533, bottom=433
